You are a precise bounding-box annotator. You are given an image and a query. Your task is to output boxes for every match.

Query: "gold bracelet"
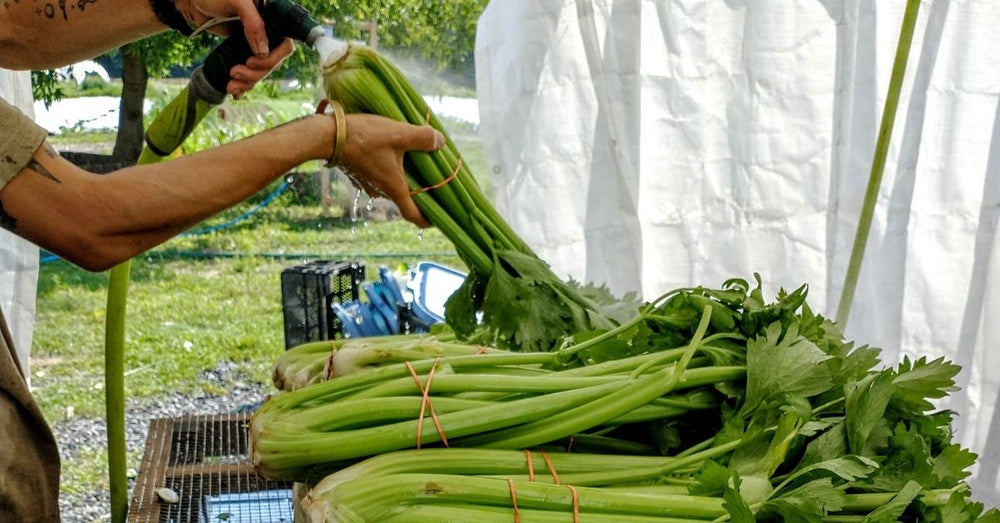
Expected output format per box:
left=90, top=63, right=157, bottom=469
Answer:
left=315, top=99, right=348, bottom=167
left=328, top=100, right=347, bottom=168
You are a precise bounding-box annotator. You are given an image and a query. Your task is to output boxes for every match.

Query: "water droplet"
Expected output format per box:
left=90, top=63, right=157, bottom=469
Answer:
left=417, top=228, right=425, bottom=241
left=351, top=190, right=362, bottom=223
left=366, top=197, right=375, bottom=212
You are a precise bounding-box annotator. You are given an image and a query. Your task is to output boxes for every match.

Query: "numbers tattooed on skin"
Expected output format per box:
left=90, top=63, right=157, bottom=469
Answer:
left=33, top=0, right=98, bottom=19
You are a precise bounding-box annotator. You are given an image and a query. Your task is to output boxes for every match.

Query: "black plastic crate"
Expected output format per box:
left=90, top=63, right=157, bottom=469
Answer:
left=281, top=260, right=365, bottom=349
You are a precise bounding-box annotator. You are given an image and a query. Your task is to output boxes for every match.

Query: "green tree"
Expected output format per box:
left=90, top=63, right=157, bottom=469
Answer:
left=113, top=32, right=215, bottom=162
left=33, top=0, right=489, bottom=163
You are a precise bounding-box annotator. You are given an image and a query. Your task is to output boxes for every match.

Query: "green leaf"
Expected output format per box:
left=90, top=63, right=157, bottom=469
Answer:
left=479, top=253, right=564, bottom=351
left=763, top=478, right=846, bottom=522
left=729, top=412, right=803, bottom=505
left=861, top=480, right=922, bottom=522
left=927, top=489, right=992, bottom=523
left=742, top=322, right=834, bottom=417
left=443, top=270, right=484, bottom=338
left=891, top=356, right=960, bottom=415
left=977, top=509, right=1000, bottom=523
left=931, top=444, right=977, bottom=485
left=690, top=460, right=732, bottom=496
left=845, top=372, right=896, bottom=455
left=723, top=474, right=757, bottom=523
left=865, top=422, right=934, bottom=492
left=798, top=421, right=849, bottom=468
left=829, top=341, right=883, bottom=386
left=773, top=455, right=878, bottom=496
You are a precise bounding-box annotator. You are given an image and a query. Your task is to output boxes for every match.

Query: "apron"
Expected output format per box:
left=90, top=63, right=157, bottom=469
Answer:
left=0, top=310, right=60, bottom=521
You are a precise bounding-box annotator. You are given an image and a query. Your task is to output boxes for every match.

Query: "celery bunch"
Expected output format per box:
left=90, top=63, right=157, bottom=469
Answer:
left=254, top=277, right=997, bottom=521
left=323, top=45, right=615, bottom=351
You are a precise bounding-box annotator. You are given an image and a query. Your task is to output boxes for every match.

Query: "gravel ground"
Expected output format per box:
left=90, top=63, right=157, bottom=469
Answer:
left=53, top=362, right=271, bottom=523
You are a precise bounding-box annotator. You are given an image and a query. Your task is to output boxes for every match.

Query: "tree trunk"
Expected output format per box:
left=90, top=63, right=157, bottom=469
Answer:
left=111, top=44, right=148, bottom=164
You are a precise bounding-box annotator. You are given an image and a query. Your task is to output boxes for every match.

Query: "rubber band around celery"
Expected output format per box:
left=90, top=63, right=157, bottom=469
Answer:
left=410, top=158, right=462, bottom=196
left=524, top=450, right=536, bottom=481
left=541, top=452, right=560, bottom=485
left=476, top=345, right=489, bottom=355
left=507, top=478, right=521, bottom=523
left=566, top=484, right=580, bottom=523
left=404, top=358, right=449, bottom=448
left=566, top=435, right=575, bottom=452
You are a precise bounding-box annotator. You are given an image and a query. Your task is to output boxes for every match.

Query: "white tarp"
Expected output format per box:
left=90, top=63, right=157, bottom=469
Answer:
left=476, top=0, right=1000, bottom=504
left=0, top=69, right=41, bottom=380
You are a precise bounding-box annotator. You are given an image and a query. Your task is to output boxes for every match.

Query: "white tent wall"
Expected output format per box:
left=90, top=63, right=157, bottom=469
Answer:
left=0, top=69, right=41, bottom=381
left=476, top=0, right=1000, bottom=503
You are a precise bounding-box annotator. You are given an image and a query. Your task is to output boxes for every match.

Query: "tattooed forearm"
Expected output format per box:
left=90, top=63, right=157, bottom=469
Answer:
left=26, top=0, right=98, bottom=19
left=0, top=199, right=18, bottom=232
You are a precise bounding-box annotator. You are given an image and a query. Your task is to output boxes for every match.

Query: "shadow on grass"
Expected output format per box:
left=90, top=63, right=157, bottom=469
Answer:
left=36, top=256, right=171, bottom=296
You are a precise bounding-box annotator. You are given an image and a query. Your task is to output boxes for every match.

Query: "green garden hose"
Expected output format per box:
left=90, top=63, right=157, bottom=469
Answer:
left=103, top=74, right=225, bottom=523
left=101, top=5, right=325, bottom=519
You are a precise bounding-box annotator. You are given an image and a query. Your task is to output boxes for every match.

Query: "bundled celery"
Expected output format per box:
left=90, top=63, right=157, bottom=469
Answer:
left=254, top=277, right=997, bottom=521
left=323, top=45, right=616, bottom=351
left=273, top=333, right=475, bottom=392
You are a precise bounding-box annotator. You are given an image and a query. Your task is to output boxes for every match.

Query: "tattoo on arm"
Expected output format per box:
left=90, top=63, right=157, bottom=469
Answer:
left=0, top=200, right=18, bottom=232
left=26, top=159, right=61, bottom=183
left=23, top=0, right=98, bottom=19
left=25, top=143, right=62, bottom=183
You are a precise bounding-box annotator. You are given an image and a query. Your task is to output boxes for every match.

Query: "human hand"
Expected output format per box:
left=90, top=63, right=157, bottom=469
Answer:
left=228, top=37, right=294, bottom=99
left=334, top=114, right=445, bottom=228
left=173, top=0, right=295, bottom=98
left=175, top=0, right=270, bottom=56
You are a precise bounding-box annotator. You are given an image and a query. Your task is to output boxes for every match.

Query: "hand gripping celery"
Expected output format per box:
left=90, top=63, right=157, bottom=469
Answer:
left=323, top=45, right=615, bottom=352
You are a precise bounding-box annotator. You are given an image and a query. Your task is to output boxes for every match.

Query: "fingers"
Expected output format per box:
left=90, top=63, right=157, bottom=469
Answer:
left=326, top=114, right=446, bottom=228
left=396, top=198, right=433, bottom=229
left=397, top=124, right=446, bottom=153
left=230, top=0, right=270, bottom=57
left=226, top=38, right=294, bottom=98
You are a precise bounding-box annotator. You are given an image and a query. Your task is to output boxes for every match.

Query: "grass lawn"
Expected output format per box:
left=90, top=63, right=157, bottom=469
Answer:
left=31, top=204, right=465, bottom=424
left=33, top=204, right=467, bottom=500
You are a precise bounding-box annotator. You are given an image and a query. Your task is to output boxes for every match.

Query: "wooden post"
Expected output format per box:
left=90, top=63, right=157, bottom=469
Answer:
left=367, top=21, right=379, bottom=49
left=321, top=167, right=331, bottom=215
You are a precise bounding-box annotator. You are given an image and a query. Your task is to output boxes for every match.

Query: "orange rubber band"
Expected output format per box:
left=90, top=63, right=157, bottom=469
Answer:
left=404, top=361, right=428, bottom=448
left=524, top=450, right=535, bottom=481
left=410, top=158, right=462, bottom=196
left=424, top=360, right=449, bottom=447
left=508, top=478, right=521, bottom=523
left=566, top=485, right=580, bottom=523
left=476, top=345, right=489, bottom=355
left=404, top=359, right=449, bottom=448
left=541, top=452, right=560, bottom=485
left=566, top=435, right=575, bottom=452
